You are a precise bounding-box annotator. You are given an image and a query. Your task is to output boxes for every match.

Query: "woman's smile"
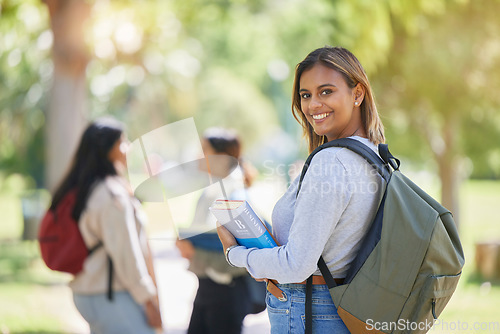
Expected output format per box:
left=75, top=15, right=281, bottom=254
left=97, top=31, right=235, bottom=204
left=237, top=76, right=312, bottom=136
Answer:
left=311, top=112, right=332, bottom=121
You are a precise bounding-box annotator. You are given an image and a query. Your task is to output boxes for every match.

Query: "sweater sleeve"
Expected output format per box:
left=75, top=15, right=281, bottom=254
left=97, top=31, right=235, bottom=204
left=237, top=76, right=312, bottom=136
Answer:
left=99, top=194, right=157, bottom=304
left=229, top=150, right=353, bottom=283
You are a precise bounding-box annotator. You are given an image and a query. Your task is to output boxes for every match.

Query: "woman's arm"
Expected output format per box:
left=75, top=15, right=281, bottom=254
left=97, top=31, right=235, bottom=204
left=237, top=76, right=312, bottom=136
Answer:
left=222, top=150, right=353, bottom=283
left=99, top=193, right=157, bottom=305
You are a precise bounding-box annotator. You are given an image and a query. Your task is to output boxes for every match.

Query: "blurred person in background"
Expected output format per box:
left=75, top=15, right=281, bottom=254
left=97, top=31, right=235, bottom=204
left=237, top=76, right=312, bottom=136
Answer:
left=49, top=118, right=162, bottom=333
left=176, top=127, right=263, bottom=334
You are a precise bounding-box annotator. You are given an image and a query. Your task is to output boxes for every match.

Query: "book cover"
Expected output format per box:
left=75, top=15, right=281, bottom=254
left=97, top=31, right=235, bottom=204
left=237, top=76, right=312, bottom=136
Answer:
left=209, top=200, right=278, bottom=249
left=177, top=227, right=223, bottom=251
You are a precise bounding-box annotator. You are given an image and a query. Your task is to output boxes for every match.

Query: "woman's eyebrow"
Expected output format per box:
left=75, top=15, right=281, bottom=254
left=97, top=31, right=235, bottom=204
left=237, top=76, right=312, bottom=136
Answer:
left=318, top=83, right=336, bottom=89
left=299, top=83, right=337, bottom=92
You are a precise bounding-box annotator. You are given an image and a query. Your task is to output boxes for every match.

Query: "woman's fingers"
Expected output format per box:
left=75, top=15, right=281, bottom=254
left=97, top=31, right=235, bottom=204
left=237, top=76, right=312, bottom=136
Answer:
left=216, top=222, right=237, bottom=250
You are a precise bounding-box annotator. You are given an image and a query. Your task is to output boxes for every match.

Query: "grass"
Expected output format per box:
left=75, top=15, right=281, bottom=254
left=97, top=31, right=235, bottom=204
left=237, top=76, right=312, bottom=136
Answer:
left=0, top=184, right=79, bottom=333
left=0, top=283, right=66, bottom=333
left=0, top=179, right=499, bottom=333
left=429, top=180, right=500, bottom=333
left=0, top=194, right=23, bottom=239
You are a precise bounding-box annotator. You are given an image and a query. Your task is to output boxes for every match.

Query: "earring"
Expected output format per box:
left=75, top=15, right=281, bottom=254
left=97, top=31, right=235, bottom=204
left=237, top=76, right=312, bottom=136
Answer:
left=354, top=101, right=359, bottom=106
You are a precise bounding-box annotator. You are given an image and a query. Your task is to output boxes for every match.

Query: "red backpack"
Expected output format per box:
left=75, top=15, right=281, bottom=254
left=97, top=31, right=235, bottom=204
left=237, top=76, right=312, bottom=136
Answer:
left=38, top=190, right=93, bottom=275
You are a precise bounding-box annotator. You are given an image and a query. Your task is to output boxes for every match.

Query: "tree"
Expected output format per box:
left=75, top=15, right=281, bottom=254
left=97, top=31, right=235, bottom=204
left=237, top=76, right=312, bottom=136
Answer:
left=376, top=0, right=500, bottom=224
left=3, top=0, right=499, bottom=218
left=0, top=0, right=51, bottom=186
left=43, top=0, right=89, bottom=190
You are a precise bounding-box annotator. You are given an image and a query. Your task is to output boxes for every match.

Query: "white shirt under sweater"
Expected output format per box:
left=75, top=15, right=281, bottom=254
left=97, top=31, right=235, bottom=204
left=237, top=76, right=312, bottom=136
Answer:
left=229, top=136, right=384, bottom=283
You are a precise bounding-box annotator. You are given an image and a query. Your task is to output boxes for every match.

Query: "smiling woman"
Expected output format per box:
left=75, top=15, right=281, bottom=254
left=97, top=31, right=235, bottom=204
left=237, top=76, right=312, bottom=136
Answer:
left=292, top=46, right=385, bottom=153
left=298, top=63, right=366, bottom=142
left=216, top=46, right=387, bottom=334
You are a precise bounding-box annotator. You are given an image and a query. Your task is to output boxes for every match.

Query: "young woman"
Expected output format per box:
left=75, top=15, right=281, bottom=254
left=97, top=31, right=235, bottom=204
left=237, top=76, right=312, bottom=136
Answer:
left=217, top=46, right=386, bottom=333
left=176, top=128, right=259, bottom=334
left=50, top=118, right=161, bottom=333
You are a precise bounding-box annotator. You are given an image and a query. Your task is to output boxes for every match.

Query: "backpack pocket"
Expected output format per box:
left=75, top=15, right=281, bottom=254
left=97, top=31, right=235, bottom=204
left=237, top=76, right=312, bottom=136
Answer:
left=403, top=273, right=461, bottom=333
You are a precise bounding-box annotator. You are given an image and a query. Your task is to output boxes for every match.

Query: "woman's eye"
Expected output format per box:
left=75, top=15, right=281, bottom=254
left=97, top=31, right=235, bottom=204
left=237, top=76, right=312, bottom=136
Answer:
left=321, top=89, right=332, bottom=95
left=300, top=93, right=311, bottom=99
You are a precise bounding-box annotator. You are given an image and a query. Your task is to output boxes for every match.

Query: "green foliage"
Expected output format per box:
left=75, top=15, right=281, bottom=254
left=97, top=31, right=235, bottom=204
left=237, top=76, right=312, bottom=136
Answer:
left=0, top=0, right=50, bottom=186
left=0, top=241, right=39, bottom=282
left=1, top=0, right=500, bottom=186
left=375, top=0, right=500, bottom=178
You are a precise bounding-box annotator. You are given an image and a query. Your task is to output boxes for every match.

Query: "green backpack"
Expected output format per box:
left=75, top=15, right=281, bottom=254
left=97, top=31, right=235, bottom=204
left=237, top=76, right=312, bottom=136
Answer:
left=300, top=138, right=465, bottom=334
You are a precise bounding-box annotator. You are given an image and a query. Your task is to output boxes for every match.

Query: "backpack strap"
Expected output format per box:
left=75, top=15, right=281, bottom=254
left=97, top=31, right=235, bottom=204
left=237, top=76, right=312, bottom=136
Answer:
left=107, top=256, right=114, bottom=301
left=305, top=257, right=336, bottom=334
left=88, top=242, right=102, bottom=255
left=85, top=242, right=114, bottom=301
left=297, top=138, right=391, bottom=199
left=300, top=138, right=394, bottom=334
left=378, top=143, right=400, bottom=171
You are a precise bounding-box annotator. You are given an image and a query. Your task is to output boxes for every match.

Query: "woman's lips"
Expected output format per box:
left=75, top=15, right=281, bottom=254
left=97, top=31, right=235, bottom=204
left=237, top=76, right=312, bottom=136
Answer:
left=311, top=112, right=332, bottom=122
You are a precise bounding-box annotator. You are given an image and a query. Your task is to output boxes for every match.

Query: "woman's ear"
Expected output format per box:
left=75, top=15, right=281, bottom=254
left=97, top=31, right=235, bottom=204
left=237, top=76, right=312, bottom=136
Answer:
left=353, top=83, right=365, bottom=106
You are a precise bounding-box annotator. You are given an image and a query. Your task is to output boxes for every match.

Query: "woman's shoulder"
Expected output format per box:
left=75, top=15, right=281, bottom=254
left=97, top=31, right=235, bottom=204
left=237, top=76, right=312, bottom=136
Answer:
left=308, top=146, right=345, bottom=171
left=104, top=176, right=130, bottom=196
left=86, top=176, right=131, bottom=210
left=310, top=137, right=379, bottom=173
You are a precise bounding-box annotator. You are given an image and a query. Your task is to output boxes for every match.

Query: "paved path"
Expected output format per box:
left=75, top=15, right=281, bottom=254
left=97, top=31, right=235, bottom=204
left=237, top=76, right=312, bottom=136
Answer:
left=66, top=234, right=271, bottom=334
left=150, top=234, right=271, bottom=334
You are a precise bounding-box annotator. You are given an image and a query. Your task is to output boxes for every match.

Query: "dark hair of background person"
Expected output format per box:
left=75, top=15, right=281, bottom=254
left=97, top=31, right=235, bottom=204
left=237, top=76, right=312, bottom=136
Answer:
left=291, top=45, right=385, bottom=153
left=203, top=127, right=256, bottom=188
left=50, top=118, right=124, bottom=221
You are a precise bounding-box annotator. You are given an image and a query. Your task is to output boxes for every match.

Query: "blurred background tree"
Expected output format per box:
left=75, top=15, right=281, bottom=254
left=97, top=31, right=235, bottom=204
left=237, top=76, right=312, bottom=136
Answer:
left=43, top=0, right=89, bottom=191
left=377, top=0, right=500, bottom=223
left=0, top=0, right=51, bottom=187
left=1, top=0, right=500, bottom=224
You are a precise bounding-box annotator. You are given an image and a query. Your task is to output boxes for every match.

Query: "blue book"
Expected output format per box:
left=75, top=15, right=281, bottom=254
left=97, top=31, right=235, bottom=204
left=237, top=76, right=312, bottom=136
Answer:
left=185, top=232, right=223, bottom=251
left=209, top=200, right=278, bottom=249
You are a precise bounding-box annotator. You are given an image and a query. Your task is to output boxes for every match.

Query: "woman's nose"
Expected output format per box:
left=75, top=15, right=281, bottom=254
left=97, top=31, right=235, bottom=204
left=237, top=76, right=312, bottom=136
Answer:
left=309, top=98, right=323, bottom=110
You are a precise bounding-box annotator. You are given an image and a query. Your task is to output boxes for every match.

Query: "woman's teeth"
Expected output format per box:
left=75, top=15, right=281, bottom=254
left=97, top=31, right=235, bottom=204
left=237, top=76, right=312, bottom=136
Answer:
left=312, top=113, right=329, bottom=120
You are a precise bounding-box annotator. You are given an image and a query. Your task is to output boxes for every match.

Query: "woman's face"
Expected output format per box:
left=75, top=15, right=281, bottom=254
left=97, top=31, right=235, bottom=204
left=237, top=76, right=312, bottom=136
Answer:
left=108, top=134, right=129, bottom=167
left=299, top=63, right=364, bottom=141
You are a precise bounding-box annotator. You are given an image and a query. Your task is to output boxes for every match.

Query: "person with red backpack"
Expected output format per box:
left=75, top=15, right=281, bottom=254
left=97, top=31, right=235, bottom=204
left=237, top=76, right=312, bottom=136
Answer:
left=40, top=118, right=162, bottom=333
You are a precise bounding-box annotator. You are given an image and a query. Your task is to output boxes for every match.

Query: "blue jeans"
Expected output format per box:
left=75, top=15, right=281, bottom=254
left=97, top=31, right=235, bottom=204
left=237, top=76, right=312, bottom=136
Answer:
left=266, top=283, right=350, bottom=334
left=73, top=291, right=155, bottom=334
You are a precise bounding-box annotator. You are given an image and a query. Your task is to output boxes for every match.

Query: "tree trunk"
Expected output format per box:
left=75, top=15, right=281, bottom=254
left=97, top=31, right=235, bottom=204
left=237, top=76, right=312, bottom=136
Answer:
left=417, top=106, right=461, bottom=227
left=43, top=0, right=90, bottom=191
left=437, top=152, right=461, bottom=225
left=437, top=116, right=461, bottom=226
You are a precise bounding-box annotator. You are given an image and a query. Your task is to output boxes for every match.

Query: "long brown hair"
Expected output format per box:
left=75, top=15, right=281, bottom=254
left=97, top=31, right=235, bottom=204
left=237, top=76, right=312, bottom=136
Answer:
left=50, top=118, right=124, bottom=220
left=292, top=46, right=385, bottom=153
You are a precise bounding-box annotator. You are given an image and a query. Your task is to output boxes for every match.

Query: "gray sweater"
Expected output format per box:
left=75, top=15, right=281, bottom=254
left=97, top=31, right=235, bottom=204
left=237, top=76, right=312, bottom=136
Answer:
left=229, top=137, right=384, bottom=283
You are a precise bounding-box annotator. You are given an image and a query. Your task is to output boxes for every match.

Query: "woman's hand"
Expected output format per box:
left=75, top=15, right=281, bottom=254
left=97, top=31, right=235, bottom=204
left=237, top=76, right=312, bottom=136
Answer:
left=249, top=271, right=268, bottom=283
left=216, top=222, right=237, bottom=251
left=175, top=239, right=195, bottom=260
left=145, top=297, right=162, bottom=329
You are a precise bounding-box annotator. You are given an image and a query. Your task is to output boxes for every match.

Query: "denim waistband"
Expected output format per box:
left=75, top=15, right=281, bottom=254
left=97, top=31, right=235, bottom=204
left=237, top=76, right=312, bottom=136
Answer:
left=276, top=283, right=330, bottom=291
